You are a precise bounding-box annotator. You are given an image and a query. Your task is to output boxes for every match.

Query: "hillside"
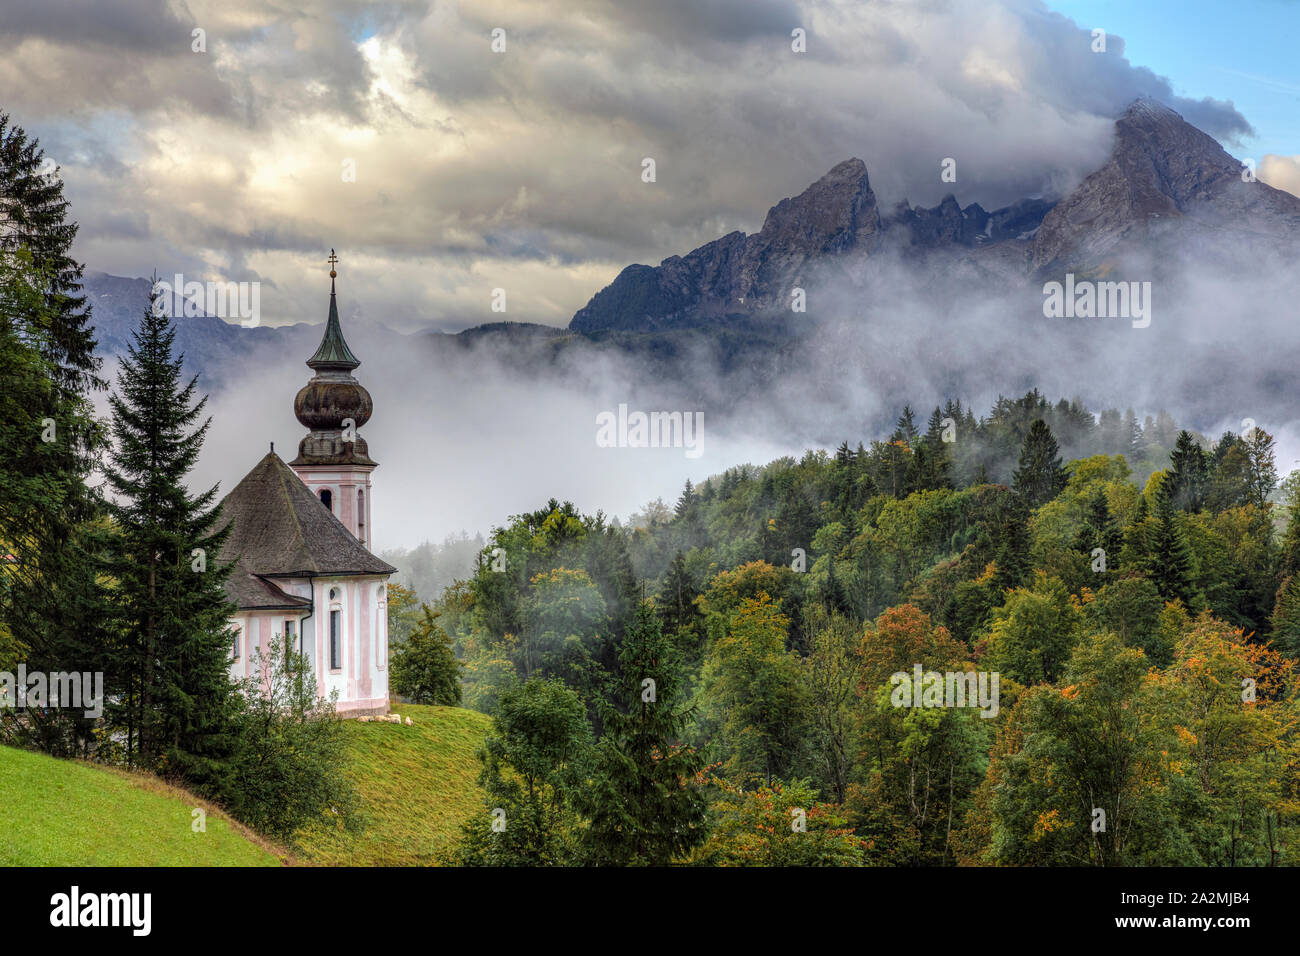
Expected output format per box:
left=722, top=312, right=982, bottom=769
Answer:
left=0, top=746, right=284, bottom=866
left=294, top=704, right=492, bottom=867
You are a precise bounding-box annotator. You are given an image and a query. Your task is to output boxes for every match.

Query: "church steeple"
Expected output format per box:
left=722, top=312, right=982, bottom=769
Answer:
left=307, top=255, right=361, bottom=371
left=290, top=250, right=376, bottom=470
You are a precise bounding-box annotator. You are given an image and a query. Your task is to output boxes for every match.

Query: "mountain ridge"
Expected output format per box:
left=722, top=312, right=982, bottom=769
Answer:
left=568, top=98, right=1300, bottom=334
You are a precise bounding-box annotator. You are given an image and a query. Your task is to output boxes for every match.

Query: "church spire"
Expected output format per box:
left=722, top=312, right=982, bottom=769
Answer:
left=307, top=249, right=361, bottom=372
left=290, top=250, right=375, bottom=468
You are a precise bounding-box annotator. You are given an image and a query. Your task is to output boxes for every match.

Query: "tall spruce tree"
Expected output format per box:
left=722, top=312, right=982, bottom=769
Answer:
left=0, top=115, right=107, bottom=757
left=0, top=113, right=101, bottom=398
left=0, top=250, right=107, bottom=756
left=578, top=603, right=706, bottom=864
left=1012, top=419, right=1067, bottom=508
left=1075, top=490, right=1121, bottom=572
left=657, top=551, right=701, bottom=647
left=102, top=286, right=238, bottom=777
left=918, top=406, right=953, bottom=490
left=1165, top=431, right=1208, bottom=512
left=1145, top=478, right=1197, bottom=608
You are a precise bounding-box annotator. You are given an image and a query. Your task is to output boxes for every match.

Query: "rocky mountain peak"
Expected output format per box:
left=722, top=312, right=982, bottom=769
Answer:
left=754, top=156, right=879, bottom=256
left=1030, top=97, right=1299, bottom=269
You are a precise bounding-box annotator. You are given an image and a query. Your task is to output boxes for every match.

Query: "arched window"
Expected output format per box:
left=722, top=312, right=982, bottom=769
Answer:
left=319, top=488, right=332, bottom=512
left=357, top=488, right=366, bottom=545
left=328, top=587, right=342, bottom=671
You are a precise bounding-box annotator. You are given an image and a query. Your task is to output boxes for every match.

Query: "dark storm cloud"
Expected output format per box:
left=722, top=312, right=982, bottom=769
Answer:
left=0, top=0, right=191, bottom=51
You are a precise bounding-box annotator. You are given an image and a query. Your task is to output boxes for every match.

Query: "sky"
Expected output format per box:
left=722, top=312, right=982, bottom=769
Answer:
left=1048, top=0, right=1300, bottom=160
left=7, top=0, right=1300, bottom=551
left=4, top=0, right=1298, bottom=335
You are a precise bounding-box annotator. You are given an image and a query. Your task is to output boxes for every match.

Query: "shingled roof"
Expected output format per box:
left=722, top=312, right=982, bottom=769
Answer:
left=215, top=452, right=395, bottom=605
left=227, top=571, right=312, bottom=612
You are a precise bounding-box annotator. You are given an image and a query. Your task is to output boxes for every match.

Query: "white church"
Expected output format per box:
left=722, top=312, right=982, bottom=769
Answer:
left=214, top=258, right=394, bottom=716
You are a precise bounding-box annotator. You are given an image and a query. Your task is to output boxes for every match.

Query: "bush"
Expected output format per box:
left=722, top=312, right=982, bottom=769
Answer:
left=391, top=604, right=463, bottom=706
left=223, top=640, right=360, bottom=842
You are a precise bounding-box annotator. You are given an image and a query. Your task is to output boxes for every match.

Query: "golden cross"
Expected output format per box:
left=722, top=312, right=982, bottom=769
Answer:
left=328, top=249, right=339, bottom=277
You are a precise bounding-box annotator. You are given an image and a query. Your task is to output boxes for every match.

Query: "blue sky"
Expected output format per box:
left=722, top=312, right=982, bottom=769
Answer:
left=1048, top=0, right=1300, bottom=158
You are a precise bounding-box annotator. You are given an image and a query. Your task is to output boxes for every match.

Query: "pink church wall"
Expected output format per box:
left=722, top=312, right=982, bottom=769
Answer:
left=227, top=461, right=388, bottom=717
left=228, top=587, right=387, bottom=716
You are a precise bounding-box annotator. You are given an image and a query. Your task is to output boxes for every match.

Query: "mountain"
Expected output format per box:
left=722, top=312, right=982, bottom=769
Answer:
left=570, top=157, right=1052, bottom=334
left=79, top=98, right=1300, bottom=405
left=83, top=272, right=328, bottom=389
left=567, top=99, right=1300, bottom=335
left=1031, top=98, right=1300, bottom=271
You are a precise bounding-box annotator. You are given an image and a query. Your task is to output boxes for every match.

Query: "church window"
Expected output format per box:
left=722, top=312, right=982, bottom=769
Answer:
left=330, top=608, right=341, bottom=670
left=357, top=489, right=365, bottom=545
left=320, top=488, right=332, bottom=511
left=284, top=619, right=297, bottom=666
left=232, top=625, right=241, bottom=661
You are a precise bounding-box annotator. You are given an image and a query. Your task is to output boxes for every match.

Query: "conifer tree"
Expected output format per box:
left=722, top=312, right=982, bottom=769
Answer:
left=919, top=406, right=953, bottom=490
left=674, top=479, right=696, bottom=519
left=0, top=113, right=101, bottom=397
left=1145, top=479, right=1197, bottom=608
left=1270, top=575, right=1300, bottom=659
left=1075, top=490, right=1121, bottom=571
left=0, top=118, right=108, bottom=756
left=657, top=551, right=701, bottom=648
left=0, top=250, right=107, bottom=756
left=993, top=503, right=1033, bottom=593
left=578, top=603, right=706, bottom=864
left=1165, top=430, right=1208, bottom=512
left=102, top=287, right=238, bottom=775
left=1012, top=419, right=1067, bottom=508
left=1206, top=432, right=1251, bottom=511
left=1123, top=408, right=1144, bottom=459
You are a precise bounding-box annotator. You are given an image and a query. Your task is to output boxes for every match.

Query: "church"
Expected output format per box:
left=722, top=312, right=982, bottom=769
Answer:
left=213, top=257, right=395, bottom=716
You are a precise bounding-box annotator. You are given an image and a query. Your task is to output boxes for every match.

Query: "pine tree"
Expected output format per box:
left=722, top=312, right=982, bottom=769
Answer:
left=578, top=603, right=706, bottom=864
left=1123, top=408, right=1144, bottom=460
left=102, top=287, right=238, bottom=776
left=0, top=113, right=102, bottom=398
left=919, top=406, right=953, bottom=490
left=1206, top=432, right=1251, bottom=511
left=674, top=479, right=696, bottom=519
left=0, top=119, right=108, bottom=756
left=993, top=501, right=1033, bottom=593
left=391, top=603, right=463, bottom=705
left=1166, top=431, right=1208, bottom=512
left=1075, top=490, right=1121, bottom=571
left=1012, top=419, right=1067, bottom=508
left=657, top=551, right=701, bottom=647
left=895, top=405, right=919, bottom=444
left=1271, top=575, right=1300, bottom=658
left=1145, top=479, right=1197, bottom=608
left=821, top=559, right=853, bottom=618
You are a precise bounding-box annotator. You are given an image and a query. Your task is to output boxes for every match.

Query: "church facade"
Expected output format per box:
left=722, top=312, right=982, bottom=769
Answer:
left=214, top=265, right=394, bottom=716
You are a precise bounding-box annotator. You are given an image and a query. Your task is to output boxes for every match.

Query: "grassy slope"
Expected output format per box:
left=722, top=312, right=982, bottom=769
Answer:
left=295, top=703, right=492, bottom=866
left=0, top=745, right=283, bottom=866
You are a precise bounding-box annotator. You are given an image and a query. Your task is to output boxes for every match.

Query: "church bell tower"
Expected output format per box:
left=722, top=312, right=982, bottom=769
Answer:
left=290, top=251, right=376, bottom=548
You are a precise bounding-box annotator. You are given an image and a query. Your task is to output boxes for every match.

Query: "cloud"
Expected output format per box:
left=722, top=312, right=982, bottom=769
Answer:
left=0, top=0, right=1261, bottom=335
left=1259, top=154, right=1300, bottom=198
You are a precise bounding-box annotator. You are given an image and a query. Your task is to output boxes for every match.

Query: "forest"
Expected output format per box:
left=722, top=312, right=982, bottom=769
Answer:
left=402, top=393, right=1300, bottom=865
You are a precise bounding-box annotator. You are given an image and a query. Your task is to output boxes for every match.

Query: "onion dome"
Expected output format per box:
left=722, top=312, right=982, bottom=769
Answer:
left=289, top=254, right=377, bottom=467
